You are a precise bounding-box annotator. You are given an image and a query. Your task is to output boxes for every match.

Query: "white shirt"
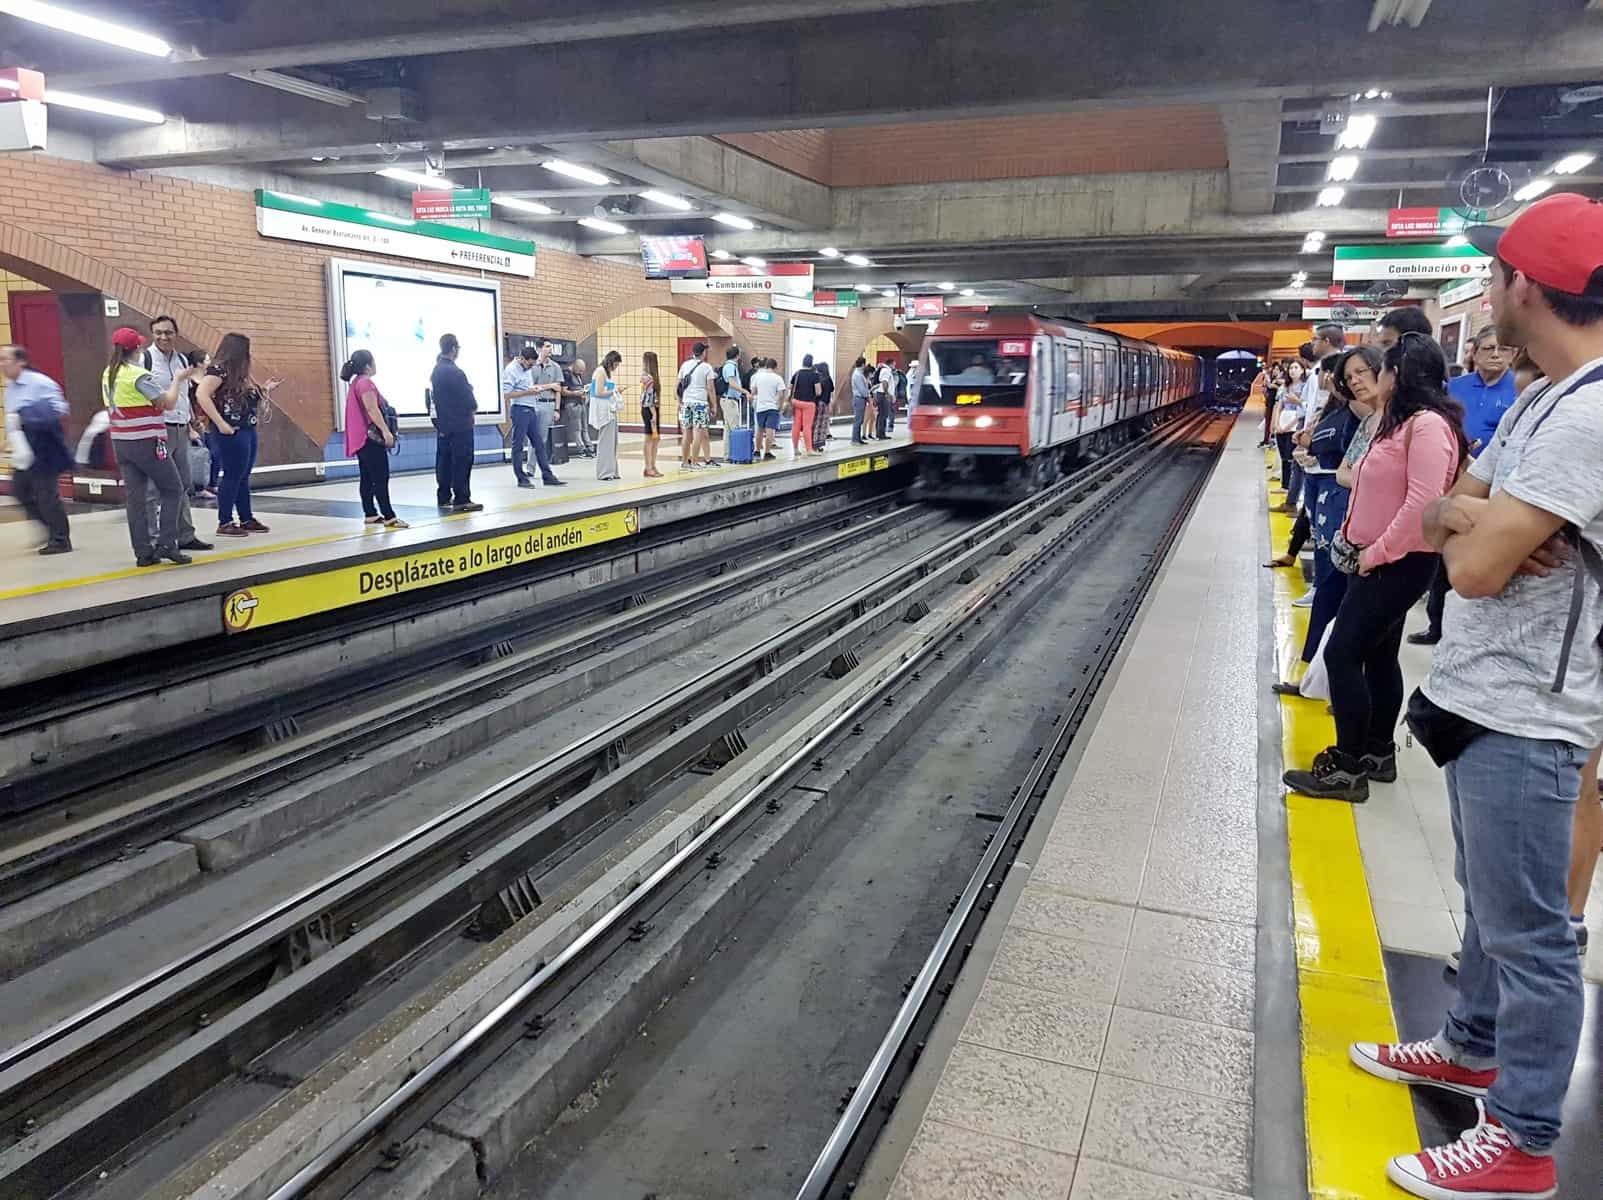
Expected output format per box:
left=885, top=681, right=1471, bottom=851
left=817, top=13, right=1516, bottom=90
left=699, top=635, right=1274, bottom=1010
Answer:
left=907, top=364, right=923, bottom=407
left=145, top=345, right=191, bottom=423
left=679, top=359, right=716, bottom=404
left=877, top=364, right=894, bottom=393
left=751, top=368, right=785, bottom=413
left=1300, top=373, right=1323, bottom=430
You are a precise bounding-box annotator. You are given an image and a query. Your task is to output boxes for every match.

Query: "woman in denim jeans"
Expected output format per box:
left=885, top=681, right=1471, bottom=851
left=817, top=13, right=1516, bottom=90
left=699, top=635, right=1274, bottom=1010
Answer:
left=195, top=333, right=282, bottom=537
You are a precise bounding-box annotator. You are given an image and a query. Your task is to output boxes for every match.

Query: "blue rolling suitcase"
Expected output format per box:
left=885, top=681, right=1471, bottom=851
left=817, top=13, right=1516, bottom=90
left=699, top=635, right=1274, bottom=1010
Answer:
left=728, top=425, right=755, bottom=464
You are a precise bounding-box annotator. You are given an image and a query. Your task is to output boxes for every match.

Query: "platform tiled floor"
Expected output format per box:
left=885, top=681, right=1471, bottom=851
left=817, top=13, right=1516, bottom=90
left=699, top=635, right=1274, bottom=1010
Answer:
left=882, top=415, right=1261, bottom=1199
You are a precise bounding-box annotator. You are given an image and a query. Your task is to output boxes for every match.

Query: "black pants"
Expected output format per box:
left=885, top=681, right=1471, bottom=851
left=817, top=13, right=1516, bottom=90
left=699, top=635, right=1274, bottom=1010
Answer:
left=357, top=440, right=395, bottom=520
left=1286, top=508, right=1311, bottom=558
left=1275, top=432, right=1295, bottom=488
left=1423, top=560, right=1450, bottom=636
left=1326, top=551, right=1439, bottom=757
left=15, top=463, right=70, bottom=547
left=435, top=430, right=474, bottom=506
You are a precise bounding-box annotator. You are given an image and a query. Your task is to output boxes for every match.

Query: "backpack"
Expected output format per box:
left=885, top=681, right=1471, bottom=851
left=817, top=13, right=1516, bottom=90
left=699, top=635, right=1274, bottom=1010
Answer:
left=714, top=363, right=731, bottom=399
left=676, top=361, right=694, bottom=400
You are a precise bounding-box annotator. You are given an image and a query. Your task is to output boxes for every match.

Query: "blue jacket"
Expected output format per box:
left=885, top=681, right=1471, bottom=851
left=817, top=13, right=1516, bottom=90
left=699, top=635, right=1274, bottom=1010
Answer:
left=1448, top=369, right=1517, bottom=456
left=429, top=354, right=477, bottom=434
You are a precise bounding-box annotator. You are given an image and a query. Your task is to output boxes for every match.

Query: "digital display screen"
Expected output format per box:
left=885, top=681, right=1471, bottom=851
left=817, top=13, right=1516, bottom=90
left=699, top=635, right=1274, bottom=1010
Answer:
left=641, top=235, right=709, bottom=279
left=336, top=269, right=502, bottom=421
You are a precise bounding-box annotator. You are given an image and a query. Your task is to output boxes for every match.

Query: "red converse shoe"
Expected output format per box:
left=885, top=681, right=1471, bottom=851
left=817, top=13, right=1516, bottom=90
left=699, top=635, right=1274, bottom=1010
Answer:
left=1387, top=1102, right=1556, bottom=1198
left=1350, top=1039, right=1497, bottom=1097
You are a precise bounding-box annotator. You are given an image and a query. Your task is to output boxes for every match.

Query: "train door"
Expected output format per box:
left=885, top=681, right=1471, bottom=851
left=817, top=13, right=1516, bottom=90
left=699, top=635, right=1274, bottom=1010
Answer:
left=1063, top=339, right=1084, bottom=441
left=1087, top=345, right=1106, bottom=432
left=1030, top=337, right=1051, bottom=450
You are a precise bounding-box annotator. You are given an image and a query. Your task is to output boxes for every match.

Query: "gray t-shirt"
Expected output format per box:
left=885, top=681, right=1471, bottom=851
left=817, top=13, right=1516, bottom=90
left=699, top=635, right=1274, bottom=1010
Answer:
left=1423, top=357, right=1603, bottom=748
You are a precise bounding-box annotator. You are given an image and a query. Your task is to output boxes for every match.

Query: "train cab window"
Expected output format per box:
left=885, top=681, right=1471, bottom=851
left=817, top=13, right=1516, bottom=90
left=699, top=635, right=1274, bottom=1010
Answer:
left=930, top=339, right=1030, bottom=405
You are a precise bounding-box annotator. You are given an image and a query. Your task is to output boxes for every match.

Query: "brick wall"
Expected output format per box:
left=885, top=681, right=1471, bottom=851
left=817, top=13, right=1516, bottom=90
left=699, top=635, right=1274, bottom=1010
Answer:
left=717, top=130, right=833, bottom=184
left=0, top=153, right=891, bottom=465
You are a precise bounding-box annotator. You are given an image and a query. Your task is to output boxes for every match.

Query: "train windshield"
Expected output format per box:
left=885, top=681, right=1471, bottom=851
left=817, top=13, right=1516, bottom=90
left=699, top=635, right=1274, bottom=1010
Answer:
left=929, top=339, right=1030, bottom=405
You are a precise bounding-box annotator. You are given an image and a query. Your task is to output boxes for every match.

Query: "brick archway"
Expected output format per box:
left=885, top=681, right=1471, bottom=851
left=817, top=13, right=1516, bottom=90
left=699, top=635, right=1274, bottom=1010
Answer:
left=579, top=289, right=734, bottom=343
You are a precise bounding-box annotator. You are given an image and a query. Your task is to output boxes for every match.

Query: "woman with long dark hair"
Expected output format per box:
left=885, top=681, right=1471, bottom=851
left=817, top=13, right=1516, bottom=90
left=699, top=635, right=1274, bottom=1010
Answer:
left=341, top=349, right=406, bottom=529
left=196, top=333, right=282, bottom=537
left=590, top=350, right=625, bottom=481
left=1285, top=332, right=1468, bottom=802
left=1271, top=359, right=1306, bottom=508
left=812, top=360, right=835, bottom=450
left=640, top=350, right=662, bottom=478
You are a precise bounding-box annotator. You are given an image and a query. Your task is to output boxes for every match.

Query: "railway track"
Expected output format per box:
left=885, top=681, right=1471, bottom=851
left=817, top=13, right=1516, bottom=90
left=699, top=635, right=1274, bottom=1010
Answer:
left=0, top=409, right=1217, bottom=1200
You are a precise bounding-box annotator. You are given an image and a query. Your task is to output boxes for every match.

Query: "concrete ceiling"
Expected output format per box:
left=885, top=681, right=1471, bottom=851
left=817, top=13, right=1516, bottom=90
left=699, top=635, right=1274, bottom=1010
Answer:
left=5, top=0, right=1603, bottom=320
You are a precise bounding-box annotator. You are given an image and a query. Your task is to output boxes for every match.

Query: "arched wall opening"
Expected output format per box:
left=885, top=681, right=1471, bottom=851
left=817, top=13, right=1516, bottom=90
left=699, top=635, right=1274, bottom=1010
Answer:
left=582, top=296, right=733, bottom=430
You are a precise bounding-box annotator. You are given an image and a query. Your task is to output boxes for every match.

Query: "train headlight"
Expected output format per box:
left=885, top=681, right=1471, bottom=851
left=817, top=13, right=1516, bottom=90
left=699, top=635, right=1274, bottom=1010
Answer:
left=975, top=415, right=994, bottom=428
left=940, top=415, right=960, bottom=428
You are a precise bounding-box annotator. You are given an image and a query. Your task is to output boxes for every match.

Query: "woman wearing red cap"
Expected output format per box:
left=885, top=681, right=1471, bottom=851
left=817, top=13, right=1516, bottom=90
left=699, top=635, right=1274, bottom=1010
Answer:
left=101, top=326, right=201, bottom=565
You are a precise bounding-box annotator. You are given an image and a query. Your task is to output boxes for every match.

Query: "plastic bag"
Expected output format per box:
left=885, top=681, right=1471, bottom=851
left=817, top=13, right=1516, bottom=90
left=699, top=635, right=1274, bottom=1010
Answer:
left=1299, top=622, right=1337, bottom=701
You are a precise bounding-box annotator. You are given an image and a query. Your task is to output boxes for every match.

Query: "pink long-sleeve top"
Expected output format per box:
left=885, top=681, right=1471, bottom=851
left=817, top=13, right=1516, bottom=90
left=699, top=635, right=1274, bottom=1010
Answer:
left=1345, top=409, right=1460, bottom=569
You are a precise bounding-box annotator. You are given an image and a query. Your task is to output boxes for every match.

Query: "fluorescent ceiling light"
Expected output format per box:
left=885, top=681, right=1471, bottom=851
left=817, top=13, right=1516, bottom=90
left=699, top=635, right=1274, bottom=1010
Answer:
left=710, top=249, right=733, bottom=260
left=230, top=69, right=360, bottom=107
left=366, top=212, right=415, bottom=226
left=818, top=247, right=841, bottom=258
left=857, top=285, right=876, bottom=294
left=740, top=256, right=767, bottom=268
left=843, top=253, right=871, bottom=267
left=1337, top=113, right=1378, bottom=150
left=45, top=90, right=164, bottom=123
left=542, top=159, right=611, bottom=186
left=578, top=216, right=628, bottom=234
left=961, top=288, right=976, bottom=297
left=377, top=166, right=456, bottom=189
left=639, top=189, right=693, bottom=211
left=1301, top=240, right=1324, bottom=253
left=1327, top=155, right=1359, bottom=181
left=712, top=212, right=755, bottom=230
left=1316, top=186, right=1346, bottom=207
left=264, top=190, right=322, bottom=207
left=1444, top=234, right=1468, bottom=248
left=937, top=282, right=956, bottom=291
left=1514, top=178, right=1554, bottom=202
left=1552, top=152, right=1596, bottom=176
left=0, top=0, right=171, bottom=56
left=1304, top=229, right=1326, bottom=242
left=494, top=196, right=555, bottom=215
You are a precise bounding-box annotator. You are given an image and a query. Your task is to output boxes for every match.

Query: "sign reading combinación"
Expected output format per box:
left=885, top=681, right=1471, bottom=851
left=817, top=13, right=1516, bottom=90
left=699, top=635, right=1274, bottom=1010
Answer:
left=223, top=508, right=638, bottom=633
left=254, top=189, right=537, bottom=278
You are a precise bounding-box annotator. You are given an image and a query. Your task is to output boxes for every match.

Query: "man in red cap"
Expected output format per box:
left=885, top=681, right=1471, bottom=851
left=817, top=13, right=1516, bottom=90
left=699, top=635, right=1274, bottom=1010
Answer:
left=1347, top=192, right=1603, bottom=1198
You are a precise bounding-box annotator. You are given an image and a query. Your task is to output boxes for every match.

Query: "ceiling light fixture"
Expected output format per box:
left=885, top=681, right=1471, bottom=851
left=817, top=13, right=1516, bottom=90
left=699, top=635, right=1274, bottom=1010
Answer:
left=578, top=216, right=628, bottom=235
left=640, top=188, right=693, bottom=211
left=264, top=190, right=323, bottom=207
left=1316, top=186, right=1346, bottom=207
left=366, top=212, right=415, bottom=226
left=712, top=212, right=756, bottom=230
left=493, top=196, right=555, bottom=215
left=1337, top=113, right=1379, bottom=150
left=844, top=253, right=872, bottom=267
left=1514, top=178, right=1554, bottom=202
left=711, top=249, right=733, bottom=260
left=961, top=288, right=976, bottom=297
left=229, top=69, right=362, bottom=107
left=818, top=247, right=841, bottom=258
left=542, top=159, right=611, bottom=186
left=377, top=166, right=456, bottom=189
left=1552, top=152, right=1597, bottom=176
left=857, top=285, right=876, bottom=295
left=0, top=0, right=171, bottom=56
left=740, top=256, right=767, bottom=268
left=44, top=89, right=165, bottom=123
left=937, top=282, right=956, bottom=291
left=1327, top=155, right=1360, bottom=182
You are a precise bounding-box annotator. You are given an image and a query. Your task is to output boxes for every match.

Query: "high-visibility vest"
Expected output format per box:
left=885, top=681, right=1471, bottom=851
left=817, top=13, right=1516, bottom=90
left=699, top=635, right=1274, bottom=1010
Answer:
left=101, top=361, right=165, bottom=441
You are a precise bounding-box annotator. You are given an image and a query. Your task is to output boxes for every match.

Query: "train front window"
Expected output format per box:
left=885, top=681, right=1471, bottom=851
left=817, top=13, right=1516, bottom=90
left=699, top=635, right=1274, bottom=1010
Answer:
left=930, top=340, right=1030, bottom=405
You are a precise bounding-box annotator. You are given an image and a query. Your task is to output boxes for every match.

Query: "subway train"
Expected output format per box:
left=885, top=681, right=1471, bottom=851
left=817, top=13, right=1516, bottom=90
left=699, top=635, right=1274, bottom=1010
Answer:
left=908, top=313, right=1201, bottom=501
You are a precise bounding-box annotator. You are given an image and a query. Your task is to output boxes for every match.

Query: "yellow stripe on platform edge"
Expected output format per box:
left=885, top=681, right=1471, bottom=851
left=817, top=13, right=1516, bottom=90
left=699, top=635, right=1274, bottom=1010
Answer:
left=1267, top=451, right=1415, bottom=1199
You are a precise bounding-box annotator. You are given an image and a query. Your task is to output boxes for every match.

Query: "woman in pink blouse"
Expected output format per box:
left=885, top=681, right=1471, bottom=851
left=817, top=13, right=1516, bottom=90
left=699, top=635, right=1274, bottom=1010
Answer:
left=1285, top=332, right=1468, bottom=802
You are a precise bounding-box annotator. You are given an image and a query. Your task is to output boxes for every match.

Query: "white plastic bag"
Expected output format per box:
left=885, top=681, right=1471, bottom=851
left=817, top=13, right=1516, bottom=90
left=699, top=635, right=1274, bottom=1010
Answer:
left=1298, top=621, right=1337, bottom=701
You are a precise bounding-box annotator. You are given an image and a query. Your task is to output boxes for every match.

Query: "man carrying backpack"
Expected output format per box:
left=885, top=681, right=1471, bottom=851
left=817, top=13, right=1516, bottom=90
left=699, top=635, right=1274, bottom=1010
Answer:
left=676, top=342, right=716, bottom=469
left=1346, top=194, right=1603, bottom=1200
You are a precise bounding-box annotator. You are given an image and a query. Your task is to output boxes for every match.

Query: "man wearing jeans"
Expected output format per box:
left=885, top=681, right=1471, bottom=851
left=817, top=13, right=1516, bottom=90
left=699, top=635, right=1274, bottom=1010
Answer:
left=505, top=342, right=565, bottom=488
left=1347, top=193, right=1603, bottom=1199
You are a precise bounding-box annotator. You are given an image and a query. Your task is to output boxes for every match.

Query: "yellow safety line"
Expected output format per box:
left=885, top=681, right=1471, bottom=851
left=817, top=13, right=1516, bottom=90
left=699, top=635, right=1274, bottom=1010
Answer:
left=1268, top=452, right=1416, bottom=1199
left=0, top=450, right=814, bottom=603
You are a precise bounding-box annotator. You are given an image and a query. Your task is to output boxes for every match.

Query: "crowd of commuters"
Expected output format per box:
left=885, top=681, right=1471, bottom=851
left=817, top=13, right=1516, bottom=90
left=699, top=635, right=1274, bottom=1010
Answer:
left=1270, top=194, right=1603, bottom=1200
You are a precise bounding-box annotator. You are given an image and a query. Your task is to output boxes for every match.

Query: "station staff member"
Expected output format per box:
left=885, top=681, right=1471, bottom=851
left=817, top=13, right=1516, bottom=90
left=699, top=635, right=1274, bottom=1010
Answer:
left=504, top=342, right=565, bottom=488
left=429, top=333, right=483, bottom=513
left=142, top=316, right=210, bottom=551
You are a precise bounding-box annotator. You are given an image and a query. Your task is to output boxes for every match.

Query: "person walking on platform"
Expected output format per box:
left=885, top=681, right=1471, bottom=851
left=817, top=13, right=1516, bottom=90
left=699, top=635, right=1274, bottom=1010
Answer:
left=676, top=342, right=716, bottom=470
left=341, top=349, right=406, bottom=530
left=640, top=350, right=663, bottom=477
left=428, top=333, right=482, bottom=513
left=850, top=358, right=871, bottom=444
left=813, top=361, right=835, bottom=451
left=196, top=333, right=280, bottom=537
left=505, top=342, right=565, bottom=489
left=788, top=355, right=821, bottom=459
left=2, top=343, right=73, bottom=555
left=1346, top=194, right=1603, bottom=1200
left=590, top=351, right=624, bottom=481
left=102, top=326, right=202, bottom=565
left=142, top=316, right=210, bottom=552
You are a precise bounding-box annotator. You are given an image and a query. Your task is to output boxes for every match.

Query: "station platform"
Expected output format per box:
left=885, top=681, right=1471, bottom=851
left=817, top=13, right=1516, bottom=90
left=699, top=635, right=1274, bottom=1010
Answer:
left=856, top=407, right=1602, bottom=1199
left=0, top=430, right=911, bottom=688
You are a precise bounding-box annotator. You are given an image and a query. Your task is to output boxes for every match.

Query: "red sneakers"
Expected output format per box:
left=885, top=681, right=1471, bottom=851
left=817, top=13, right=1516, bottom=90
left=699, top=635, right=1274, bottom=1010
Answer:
left=1387, top=1102, right=1557, bottom=1199
left=1350, top=1039, right=1498, bottom=1097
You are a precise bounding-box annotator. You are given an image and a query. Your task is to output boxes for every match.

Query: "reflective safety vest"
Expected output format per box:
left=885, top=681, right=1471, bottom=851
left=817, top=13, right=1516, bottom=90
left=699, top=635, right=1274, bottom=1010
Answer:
left=101, top=362, right=165, bottom=441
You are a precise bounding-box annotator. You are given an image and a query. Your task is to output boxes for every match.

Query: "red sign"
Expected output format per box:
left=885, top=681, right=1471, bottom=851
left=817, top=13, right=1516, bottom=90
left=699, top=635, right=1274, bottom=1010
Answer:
left=738, top=306, right=775, bottom=324
left=0, top=68, right=45, bottom=102
left=908, top=296, right=946, bottom=318
left=998, top=339, right=1030, bottom=356
left=411, top=190, right=459, bottom=220
left=1386, top=207, right=1467, bottom=238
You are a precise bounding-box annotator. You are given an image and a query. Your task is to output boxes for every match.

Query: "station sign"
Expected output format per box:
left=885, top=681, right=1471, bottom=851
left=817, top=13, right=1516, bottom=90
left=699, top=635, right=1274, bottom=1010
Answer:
left=412, top=188, right=492, bottom=221
left=812, top=289, right=860, bottom=308
left=772, top=292, right=849, bottom=319
left=255, top=190, right=536, bottom=278
left=905, top=296, right=946, bottom=318
left=1302, top=301, right=1412, bottom=322
left=738, top=307, right=775, bottom=323
left=1331, top=243, right=1489, bottom=281
left=670, top=262, right=813, bottom=296
left=1437, top=275, right=1486, bottom=308
left=1386, top=207, right=1469, bottom=238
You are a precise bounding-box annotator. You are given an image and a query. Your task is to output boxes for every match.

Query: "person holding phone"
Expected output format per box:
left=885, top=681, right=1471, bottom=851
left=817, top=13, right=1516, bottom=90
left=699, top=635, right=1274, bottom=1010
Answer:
left=195, top=332, right=282, bottom=536
left=341, top=349, right=406, bottom=529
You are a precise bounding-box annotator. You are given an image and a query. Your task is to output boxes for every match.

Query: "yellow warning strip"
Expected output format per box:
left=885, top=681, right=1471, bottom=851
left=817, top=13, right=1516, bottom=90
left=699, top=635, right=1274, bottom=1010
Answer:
left=1267, top=454, right=1415, bottom=1198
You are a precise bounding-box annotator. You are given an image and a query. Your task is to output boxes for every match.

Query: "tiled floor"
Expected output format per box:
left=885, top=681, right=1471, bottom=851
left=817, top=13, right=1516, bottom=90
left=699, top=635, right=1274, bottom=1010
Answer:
left=880, top=415, right=1263, bottom=1199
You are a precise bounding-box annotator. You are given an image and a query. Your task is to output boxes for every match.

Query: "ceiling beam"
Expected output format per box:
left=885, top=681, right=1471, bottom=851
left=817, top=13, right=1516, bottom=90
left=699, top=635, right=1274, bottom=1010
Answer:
left=1220, top=100, right=1284, bottom=214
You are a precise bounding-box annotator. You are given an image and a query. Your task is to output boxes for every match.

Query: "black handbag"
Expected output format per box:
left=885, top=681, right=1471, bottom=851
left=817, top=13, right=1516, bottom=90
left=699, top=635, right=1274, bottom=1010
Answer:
left=1405, top=688, right=1490, bottom=767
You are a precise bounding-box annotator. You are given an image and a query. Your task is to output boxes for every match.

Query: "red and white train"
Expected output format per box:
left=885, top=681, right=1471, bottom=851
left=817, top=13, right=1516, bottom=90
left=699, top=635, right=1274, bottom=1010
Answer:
left=909, top=313, right=1201, bottom=500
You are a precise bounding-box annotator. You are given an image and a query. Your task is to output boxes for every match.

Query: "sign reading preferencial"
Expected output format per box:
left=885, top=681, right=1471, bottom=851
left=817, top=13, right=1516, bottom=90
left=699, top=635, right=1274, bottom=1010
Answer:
left=254, top=189, right=535, bottom=278
left=222, top=509, right=638, bottom=633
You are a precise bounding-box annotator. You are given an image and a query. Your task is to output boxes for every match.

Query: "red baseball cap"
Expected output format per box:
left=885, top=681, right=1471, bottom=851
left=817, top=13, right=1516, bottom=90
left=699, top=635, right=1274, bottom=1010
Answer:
left=111, top=326, right=147, bottom=350
left=1466, top=193, right=1603, bottom=298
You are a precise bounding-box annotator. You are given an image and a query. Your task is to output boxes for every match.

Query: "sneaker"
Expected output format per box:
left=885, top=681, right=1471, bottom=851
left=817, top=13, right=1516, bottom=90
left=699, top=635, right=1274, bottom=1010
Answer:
left=1349, top=1039, right=1496, bottom=1097
left=1386, top=1102, right=1555, bottom=1199
left=516, top=479, right=536, bottom=489
left=216, top=523, right=248, bottom=537
left=1284, top=747, right=1369, bottom=803
left=542, top=478, right=568, bottom=487
left=239, top=519, right=270, bottom=533
left=1291, top=592, right=1315, bottom=608
left=1361, top=750, right=1398, bottom=783
left=135, top=554, right=160, bottom=567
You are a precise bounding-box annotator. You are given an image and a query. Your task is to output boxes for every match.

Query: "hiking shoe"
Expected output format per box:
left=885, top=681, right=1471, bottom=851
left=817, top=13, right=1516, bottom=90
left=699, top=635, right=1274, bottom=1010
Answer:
left=1284, top=748, right=1369, bottom=803
left=1349, top=1039, right=1496, bottom=1098
left=1386, top=1102, right=1555, bottom=1199
left=1362, top=750, right=1398, bottom=783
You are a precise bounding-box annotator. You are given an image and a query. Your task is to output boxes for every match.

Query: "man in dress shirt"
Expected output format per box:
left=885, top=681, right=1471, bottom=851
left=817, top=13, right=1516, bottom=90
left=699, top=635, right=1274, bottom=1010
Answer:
left=143, top=316, right=210, bottom=550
